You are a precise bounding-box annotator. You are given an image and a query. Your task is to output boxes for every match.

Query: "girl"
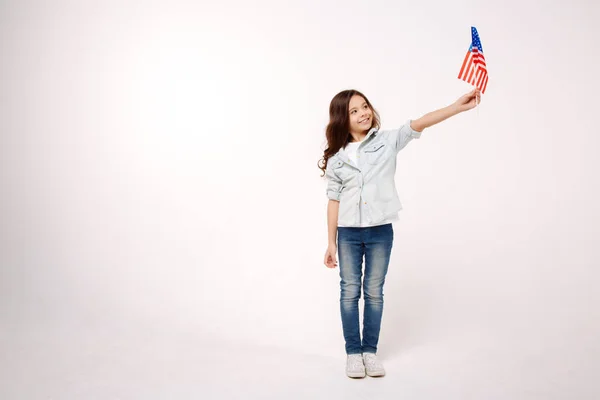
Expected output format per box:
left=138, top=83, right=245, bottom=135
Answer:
left=319, top=88, right=481, bottom=378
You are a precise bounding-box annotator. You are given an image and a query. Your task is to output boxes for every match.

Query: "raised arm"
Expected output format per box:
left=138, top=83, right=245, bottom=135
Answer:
left=410, top=88, right=481, bottom=132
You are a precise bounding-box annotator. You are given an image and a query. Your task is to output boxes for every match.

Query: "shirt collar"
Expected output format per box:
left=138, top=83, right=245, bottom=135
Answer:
left=334, top=127, right=380, bottom=163
left=365, top=126, right=379, bottom=140
left=348, top=127, right=379, bottom=145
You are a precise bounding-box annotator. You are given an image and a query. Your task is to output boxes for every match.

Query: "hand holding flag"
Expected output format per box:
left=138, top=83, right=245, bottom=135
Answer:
left=454, top=88, right=481, bottom=112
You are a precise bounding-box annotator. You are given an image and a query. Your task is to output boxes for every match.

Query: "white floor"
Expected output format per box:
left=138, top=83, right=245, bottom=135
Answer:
left=1, top=321, right=598, bottom=400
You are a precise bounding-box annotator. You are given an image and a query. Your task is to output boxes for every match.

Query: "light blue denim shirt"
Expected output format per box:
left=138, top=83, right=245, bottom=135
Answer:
left=325, top=120, right=422, bottom=227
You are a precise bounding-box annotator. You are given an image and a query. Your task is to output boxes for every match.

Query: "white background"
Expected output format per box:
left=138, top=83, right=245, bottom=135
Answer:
left=1, top=0, right=599, bottom=398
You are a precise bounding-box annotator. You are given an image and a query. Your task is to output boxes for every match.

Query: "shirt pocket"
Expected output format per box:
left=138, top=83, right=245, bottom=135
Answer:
left=364, top=142, right=389, bottom=164
left=333, top=159, right=351, bottom=182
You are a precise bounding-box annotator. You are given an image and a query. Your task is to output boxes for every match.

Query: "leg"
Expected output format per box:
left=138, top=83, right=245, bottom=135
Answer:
left=337, top=227, right=364, bottom=355
left=362, top=223, right=393, bottom=354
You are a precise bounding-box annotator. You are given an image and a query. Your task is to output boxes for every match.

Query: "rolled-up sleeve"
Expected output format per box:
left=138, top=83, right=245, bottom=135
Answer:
left=389, top=119, right=422, bottom=153
left=325, top=160, right=343, bottom=201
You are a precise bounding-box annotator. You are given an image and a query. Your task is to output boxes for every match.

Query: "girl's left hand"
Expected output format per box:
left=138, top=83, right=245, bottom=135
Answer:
left=454, top=88, right=481, bottom=112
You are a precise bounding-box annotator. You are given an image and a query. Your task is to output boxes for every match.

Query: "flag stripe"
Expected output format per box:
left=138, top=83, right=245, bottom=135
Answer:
left=476, top=69, right=484, bottom=87
left=458, top=51, right=471, bottom=79
left=467, top=63, right=476, bottom=82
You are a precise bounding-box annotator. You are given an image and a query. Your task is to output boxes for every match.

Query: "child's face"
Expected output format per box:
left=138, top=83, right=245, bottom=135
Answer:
left=348, top=95, right=373, bottom=134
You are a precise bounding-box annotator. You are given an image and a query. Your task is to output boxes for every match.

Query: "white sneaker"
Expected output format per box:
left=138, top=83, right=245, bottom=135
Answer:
left=346, top=354, right=366, bottom=378
left=362, top=352, right=385, bottom=377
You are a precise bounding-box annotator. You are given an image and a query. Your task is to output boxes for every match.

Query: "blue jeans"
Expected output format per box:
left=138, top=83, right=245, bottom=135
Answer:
left=337, top=223, right=394, bottom=355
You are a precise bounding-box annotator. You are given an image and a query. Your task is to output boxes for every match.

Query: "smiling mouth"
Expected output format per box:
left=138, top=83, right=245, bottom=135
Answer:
left=359, top=117, right=370, bottom=123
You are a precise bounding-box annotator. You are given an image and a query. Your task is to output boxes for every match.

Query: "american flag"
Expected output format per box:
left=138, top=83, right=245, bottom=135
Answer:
left=458, top=27, right=488, bottom=93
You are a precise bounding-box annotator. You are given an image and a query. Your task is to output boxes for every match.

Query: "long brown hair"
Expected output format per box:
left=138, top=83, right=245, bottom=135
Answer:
left=318, top=89, right=381, bottom=177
